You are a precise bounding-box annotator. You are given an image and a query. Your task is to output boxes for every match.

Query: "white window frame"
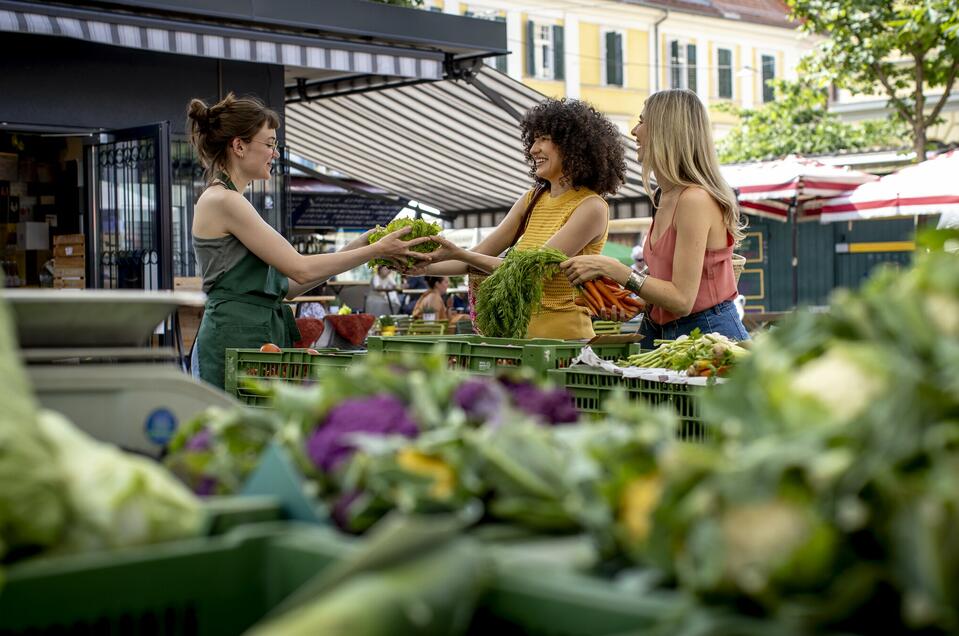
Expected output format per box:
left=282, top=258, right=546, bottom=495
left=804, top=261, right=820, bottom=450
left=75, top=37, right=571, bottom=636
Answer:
left=601, top=28, right=626, bottom=88
left=667, top=37, right=699, bottom=93
left=714, top=44, right=735, bottom=101
left=533, top=21, right=555, bottom=80
left=759, top=51, right=777, bottom=103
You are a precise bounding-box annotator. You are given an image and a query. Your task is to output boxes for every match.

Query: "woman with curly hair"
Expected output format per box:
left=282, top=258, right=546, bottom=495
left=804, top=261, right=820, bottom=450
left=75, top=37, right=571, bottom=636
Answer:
left=415, top=98, right=626, bottom=338
left=560, top=89, right=749, bottom=346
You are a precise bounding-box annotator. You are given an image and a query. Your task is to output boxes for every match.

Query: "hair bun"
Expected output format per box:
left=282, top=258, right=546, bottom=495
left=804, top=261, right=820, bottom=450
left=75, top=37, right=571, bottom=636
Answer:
left=187, top=98, right=212, bottom=131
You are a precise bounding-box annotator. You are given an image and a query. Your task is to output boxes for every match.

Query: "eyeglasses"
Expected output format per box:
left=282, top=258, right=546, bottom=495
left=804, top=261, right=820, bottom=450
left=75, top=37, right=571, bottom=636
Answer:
left=250, top=138, right=279, bottom=151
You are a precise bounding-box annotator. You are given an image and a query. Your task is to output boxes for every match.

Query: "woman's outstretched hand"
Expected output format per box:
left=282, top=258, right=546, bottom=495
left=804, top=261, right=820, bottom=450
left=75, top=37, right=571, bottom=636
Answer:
left=423, top=235, right=462, bottom=264
left=559, top=254, right=628, bottom=287
left=373, top=226, right=436, bottom=263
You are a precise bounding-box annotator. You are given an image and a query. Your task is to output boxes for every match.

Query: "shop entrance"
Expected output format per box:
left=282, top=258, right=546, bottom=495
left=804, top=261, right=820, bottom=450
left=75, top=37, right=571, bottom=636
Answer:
left=0, top=129, right=84, bottom=288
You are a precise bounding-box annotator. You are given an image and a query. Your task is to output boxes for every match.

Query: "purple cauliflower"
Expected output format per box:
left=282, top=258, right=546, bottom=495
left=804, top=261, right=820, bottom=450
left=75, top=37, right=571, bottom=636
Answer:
left=453, top=378, right=506, bottom=424
left=185, top=428, right=213, bottom=452
left=499, top=378, right=579, bottom=425
left=306, top=394, right=418, bottom=473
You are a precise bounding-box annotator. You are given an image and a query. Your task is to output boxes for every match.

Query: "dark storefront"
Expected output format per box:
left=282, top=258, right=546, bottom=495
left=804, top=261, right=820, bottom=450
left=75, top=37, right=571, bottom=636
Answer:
left=0, top=0, right=505, bottom=289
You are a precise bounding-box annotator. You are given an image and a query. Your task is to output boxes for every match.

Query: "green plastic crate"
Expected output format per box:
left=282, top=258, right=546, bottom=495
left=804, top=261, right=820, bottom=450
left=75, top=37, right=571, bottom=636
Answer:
left=203, top=495, right=284, bottom=536
left=473, top=569, right=683, bottom=636
left=548, top=367, right=711, bottom=442
left=366, top=335, right=634, bottom=377
left=224, top=348, right=366, bottom=407
left=0, top=523, right=351, bottom=636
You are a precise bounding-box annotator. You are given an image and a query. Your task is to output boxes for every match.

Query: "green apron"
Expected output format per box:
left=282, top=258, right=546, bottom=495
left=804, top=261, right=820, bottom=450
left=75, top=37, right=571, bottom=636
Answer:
left=195, top=250, right=300, bottom=389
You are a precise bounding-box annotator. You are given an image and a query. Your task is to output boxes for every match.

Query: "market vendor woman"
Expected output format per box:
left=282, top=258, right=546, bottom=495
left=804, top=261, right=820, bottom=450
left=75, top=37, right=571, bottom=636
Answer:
left=187, top=93, right=433, bottom=389
left=409, top=98, right=626, bottom=339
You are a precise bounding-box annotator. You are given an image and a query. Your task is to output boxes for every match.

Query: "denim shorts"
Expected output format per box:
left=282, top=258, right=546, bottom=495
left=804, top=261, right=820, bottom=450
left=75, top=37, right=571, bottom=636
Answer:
left=638, top=300, right=749, bottom=350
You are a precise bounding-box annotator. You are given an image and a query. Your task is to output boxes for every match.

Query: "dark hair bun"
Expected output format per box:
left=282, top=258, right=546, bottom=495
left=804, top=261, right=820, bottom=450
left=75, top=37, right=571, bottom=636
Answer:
left=187, top=98, right=211, bottom=131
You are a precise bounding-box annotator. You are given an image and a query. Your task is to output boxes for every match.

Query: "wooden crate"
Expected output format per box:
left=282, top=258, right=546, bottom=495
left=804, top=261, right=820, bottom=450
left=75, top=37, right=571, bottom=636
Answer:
left=53, top=233, right=85, bottom=245
left=54, top=276, right=85, bottom=289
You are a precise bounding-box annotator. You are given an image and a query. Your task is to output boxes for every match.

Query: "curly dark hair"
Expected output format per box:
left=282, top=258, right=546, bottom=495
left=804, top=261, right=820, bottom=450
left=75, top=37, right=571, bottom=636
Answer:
left=520, top=98, right=626, bottom=196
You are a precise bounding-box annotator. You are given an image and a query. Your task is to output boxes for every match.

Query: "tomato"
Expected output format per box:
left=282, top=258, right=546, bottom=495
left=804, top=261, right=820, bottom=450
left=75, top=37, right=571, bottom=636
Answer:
left=260, top=343, right=281, bottom=353
left=305, top=348, right=320, bottom=355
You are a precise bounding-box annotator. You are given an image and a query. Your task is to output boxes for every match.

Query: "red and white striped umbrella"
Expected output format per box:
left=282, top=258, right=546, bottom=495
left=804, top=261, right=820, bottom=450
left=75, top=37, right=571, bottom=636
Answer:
left=819, top=150, right=959, bottom=223
left=722, top=155, right=879, bottom=221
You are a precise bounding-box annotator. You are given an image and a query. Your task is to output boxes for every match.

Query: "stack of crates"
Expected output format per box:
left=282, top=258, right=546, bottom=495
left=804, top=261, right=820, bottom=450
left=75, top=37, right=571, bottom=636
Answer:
left=52, top=233, right=85, bottom=289
left=365, top=334, right=634, bottom=377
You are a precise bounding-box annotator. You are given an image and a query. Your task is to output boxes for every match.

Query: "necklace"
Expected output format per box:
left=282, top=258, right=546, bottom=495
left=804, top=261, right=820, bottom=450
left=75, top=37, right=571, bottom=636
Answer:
left=216, top=171, right=239, bottom=192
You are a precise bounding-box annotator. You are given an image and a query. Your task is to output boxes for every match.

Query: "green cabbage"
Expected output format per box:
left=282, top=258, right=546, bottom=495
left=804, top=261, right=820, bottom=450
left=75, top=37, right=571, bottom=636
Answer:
left=0, top=284, right=69, bottom=561
left=367, top=219, right=441, bottom=269
left=36, top=409, right=203, bottom=552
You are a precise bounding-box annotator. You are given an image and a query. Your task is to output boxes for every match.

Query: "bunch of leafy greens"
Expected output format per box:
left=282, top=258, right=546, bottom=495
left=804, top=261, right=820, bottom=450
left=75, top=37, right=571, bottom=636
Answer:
left=367, top=218, right=441, bottom=268
left=474, top=247, right=568, bottom=338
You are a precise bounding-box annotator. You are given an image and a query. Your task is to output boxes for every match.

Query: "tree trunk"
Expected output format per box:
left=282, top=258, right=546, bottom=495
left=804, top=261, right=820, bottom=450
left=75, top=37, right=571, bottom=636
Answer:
left=915, top=121, right=927, bottom=162
left=914, top=52, right=927, bottom=161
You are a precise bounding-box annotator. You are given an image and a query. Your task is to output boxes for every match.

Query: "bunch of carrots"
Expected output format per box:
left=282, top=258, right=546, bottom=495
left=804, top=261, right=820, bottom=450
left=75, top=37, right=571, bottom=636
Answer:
left=574, top=277, right=644, bottom=319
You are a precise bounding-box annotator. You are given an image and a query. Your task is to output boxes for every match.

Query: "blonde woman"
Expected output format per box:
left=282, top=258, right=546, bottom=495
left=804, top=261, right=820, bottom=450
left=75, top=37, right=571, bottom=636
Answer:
left=560, top=89, right=749, bottom=347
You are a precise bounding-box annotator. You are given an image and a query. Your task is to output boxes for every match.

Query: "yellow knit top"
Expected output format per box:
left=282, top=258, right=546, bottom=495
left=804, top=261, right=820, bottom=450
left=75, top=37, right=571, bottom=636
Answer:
left=515, top=186, right=608, bottom=317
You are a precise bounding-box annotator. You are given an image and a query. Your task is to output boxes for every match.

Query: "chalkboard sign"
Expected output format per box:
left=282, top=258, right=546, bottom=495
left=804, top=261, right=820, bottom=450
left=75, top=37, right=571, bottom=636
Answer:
left=291, top=193, right=409, bottom=229
left=739, top=231, right=764, bottom=262
left=738, top=268, right=765, bottom=300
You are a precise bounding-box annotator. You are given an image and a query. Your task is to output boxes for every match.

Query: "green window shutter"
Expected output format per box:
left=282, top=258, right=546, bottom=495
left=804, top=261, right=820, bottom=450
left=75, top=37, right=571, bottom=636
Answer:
left=718, top=48, right=732, bottom=99
left=494, top=15, right=507, bottom=73
left=526, top=20, right=536, bottom=76
left=686, top=43, right=697, bottom=93
left=605, top=32, right=623, bottom=86
left=553, top=25, right=565, bottom=80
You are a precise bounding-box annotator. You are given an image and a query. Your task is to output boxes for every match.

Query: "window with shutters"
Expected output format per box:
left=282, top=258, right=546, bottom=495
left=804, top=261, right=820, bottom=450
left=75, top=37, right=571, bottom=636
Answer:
left=526, top=20, right=564, bottom=81
left=602, top=29, right=625, bottom=87
left=467, top=7, right=508, bottom=73
left=761, top=54, right=776, bottom=102
left=668, top=39, right=698, bottom=93
left=717, top=47, right=733, bottom=99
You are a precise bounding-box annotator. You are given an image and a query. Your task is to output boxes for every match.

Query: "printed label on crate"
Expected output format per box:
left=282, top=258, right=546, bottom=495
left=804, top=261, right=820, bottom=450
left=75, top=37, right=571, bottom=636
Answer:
left=144, top=408, right=178, bottom=445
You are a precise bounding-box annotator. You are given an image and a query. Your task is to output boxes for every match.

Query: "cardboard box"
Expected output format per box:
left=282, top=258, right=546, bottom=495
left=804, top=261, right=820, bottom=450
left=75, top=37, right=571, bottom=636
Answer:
left=0, top=153, right=17, bottom=181
left=54, top=266, right=85, bottom=278
left=54, top=243, right=85, bottom=257
left=54, top=277, right=86, bottom=289
left=16, top=222, right=49, bottom=251
left=54, top=255, right=85, bottom=269
left=53, top=233, right=85, bottom=246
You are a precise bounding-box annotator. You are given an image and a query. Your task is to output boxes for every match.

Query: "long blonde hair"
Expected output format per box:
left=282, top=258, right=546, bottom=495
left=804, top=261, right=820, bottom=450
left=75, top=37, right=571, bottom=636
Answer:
left=640, top=89, right=744, bottom=243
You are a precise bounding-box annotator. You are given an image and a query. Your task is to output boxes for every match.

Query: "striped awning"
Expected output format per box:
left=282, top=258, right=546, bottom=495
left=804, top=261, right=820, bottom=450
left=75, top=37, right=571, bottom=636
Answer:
left=286, top=65, right=648, bottom=216
left=0, top=0, right=444, bottom=81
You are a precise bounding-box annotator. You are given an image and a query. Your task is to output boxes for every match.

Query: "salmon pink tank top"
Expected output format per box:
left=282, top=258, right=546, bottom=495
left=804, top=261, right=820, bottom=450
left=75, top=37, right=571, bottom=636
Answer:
left=643, top=201, right=738, bottom=325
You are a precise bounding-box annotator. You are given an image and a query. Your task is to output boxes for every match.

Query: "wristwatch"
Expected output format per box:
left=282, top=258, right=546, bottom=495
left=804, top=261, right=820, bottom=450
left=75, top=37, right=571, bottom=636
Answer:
left=625, top=270, right=648, bottom=295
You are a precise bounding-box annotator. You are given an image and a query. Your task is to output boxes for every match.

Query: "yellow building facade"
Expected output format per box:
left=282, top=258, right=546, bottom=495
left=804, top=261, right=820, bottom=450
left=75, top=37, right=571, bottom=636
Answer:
left=423, top=0, right=810, bottom=138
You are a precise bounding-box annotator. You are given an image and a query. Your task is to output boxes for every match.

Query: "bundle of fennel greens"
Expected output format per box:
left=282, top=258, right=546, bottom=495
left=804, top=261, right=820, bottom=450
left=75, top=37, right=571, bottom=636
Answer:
left=474, top=247, right=567, bottom=338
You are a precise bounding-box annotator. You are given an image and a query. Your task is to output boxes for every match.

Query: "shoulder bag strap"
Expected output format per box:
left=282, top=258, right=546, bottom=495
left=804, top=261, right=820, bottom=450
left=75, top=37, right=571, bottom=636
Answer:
left=508, top=183, right=549, bottom=247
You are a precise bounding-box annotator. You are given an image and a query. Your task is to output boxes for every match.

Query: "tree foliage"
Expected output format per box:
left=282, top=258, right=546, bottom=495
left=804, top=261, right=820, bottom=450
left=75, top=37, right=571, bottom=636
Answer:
left=787, top=0, right=959, bottom=159
left=716, top=79, right=907, bottom=164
